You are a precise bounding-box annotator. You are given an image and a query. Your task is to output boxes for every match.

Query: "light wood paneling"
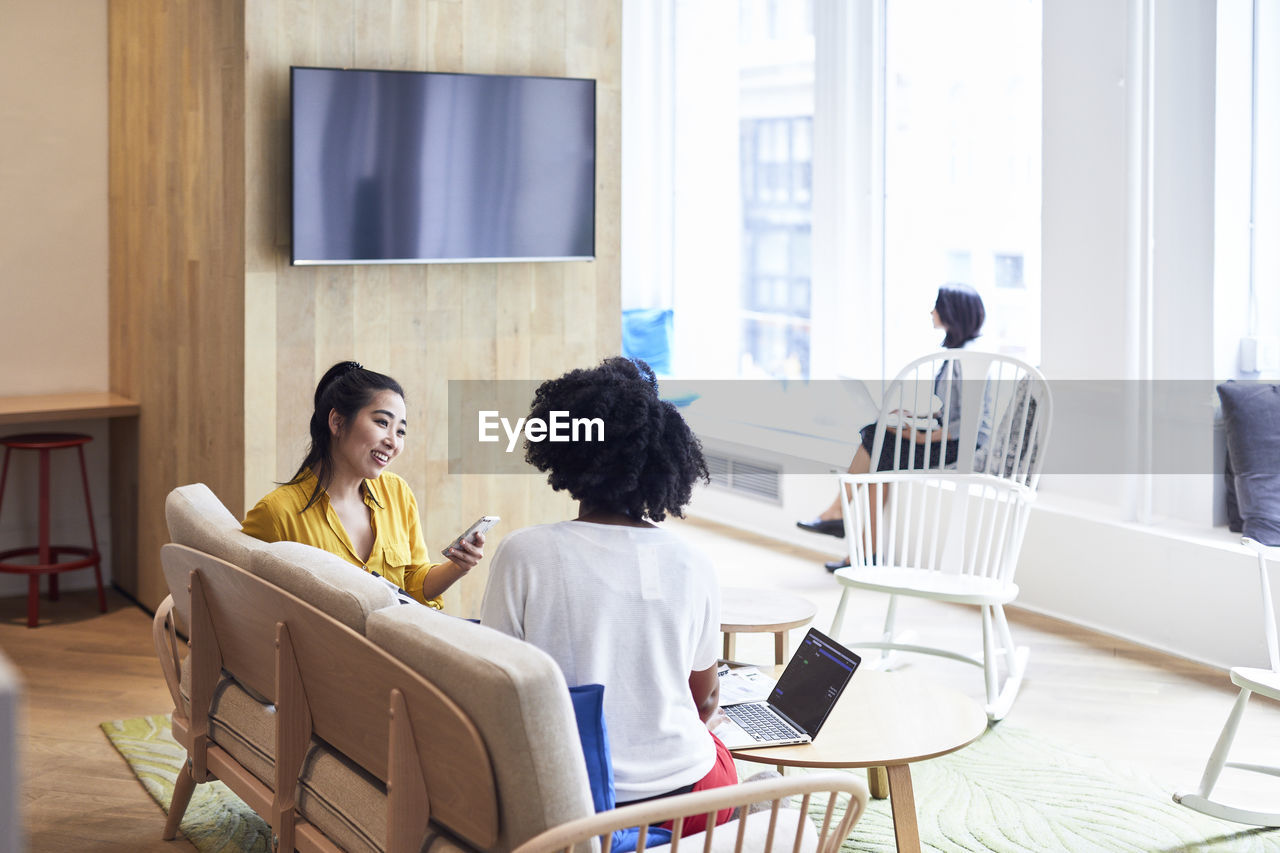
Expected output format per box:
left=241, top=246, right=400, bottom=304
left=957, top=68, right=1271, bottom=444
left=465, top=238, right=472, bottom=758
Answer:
left=110, top=0, right=619, bottom=612
left=108, top=0, right=247, bottom=609
left=243, top=0, right=621, bottom=617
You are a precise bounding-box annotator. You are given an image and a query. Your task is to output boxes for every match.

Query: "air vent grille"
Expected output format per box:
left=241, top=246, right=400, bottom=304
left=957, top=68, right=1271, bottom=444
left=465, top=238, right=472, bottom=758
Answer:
left=703, top=452, right=781, bottom=503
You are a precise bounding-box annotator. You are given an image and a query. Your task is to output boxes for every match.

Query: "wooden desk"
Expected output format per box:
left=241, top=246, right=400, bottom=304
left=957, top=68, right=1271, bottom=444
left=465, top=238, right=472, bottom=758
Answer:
left=720, top=586, right=817, bottom=665
left=0, top=392, right=140, bottom=426
left=730, top=669, right=987, bottom=852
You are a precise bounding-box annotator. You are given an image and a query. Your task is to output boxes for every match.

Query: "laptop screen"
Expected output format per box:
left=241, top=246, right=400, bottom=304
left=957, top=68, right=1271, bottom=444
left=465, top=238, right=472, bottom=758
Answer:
left=768, top=628, right=861, bottom=737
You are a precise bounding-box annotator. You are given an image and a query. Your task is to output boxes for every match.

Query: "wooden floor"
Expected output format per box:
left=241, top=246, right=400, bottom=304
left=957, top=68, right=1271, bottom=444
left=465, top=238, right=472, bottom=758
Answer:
left=2, top=516, right=1278, bottom=850
left=0, top=587, right=196, bottom=853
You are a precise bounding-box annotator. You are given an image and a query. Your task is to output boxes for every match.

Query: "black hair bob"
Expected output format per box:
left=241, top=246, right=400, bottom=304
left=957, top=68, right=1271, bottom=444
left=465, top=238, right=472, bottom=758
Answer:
left=524, top=357, right=708, bottom=522
left=935, top=282, right=986, bottom=349
left=290, top=361, right=405, bottom=511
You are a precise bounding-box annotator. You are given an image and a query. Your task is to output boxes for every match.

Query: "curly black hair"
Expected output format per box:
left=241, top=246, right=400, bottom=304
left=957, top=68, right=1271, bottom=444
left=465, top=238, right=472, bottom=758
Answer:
left=524, top=357, right=709, bottom=522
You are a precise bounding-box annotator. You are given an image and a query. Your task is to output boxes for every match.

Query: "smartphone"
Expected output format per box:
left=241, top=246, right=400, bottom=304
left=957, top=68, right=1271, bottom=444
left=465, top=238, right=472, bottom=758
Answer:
left=442, top=515, right=500, bottom=559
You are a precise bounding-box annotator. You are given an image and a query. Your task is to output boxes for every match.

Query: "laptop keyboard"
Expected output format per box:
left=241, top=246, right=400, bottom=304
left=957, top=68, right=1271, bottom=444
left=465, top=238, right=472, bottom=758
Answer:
left=724, top=703, right=798, bottom=742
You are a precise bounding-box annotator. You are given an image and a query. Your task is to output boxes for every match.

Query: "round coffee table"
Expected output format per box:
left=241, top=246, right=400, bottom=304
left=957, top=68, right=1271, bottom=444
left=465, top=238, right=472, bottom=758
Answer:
left=729, top=669, right=987, bottom=852
left=719, top=586, right=818, bottom=665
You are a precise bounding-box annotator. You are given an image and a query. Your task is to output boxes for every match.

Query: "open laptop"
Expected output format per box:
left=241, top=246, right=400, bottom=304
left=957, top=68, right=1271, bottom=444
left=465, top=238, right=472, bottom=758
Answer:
left=715, top=628, right=861, bottom=749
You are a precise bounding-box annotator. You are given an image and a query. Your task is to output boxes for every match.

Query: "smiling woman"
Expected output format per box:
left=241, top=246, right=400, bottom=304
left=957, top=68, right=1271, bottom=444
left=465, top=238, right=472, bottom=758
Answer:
left=240, top=361, right=484, bottom=609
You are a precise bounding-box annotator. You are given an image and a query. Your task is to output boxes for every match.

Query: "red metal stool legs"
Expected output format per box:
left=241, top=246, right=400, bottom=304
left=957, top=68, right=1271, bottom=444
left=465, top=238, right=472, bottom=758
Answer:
left=77, top=443, right=106, bottom=613
left=0, top=433, right=106, bottom=627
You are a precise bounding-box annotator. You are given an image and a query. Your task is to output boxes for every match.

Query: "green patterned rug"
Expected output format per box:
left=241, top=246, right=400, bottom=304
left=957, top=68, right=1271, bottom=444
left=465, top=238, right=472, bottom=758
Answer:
left=801, top=725, right=1280, bottom=853
left=101, top=715, right=270, bottom=853
left=105, top=714, right=1278, bottom=853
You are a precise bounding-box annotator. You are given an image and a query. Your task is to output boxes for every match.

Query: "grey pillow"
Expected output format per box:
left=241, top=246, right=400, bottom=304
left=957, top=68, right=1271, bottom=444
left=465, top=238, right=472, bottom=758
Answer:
left=1217, top=381, right=1280, bottom=545
left=1224, top=445, right=1243, bottom=533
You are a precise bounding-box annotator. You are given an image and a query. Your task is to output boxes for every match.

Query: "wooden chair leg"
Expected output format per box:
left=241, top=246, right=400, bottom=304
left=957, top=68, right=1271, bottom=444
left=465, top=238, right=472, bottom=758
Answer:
left=164, top=761, right=197, bottom=840
left=867, top=766, right=889, bottom=799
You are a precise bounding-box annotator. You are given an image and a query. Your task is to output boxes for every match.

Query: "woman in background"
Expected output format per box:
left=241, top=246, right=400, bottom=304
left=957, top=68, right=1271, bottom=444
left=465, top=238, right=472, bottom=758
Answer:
left=480, top=357, right=735, bottom=836
left=796, top=282, right=986, bottom=569
left=242, top=361, right=482, bottom=607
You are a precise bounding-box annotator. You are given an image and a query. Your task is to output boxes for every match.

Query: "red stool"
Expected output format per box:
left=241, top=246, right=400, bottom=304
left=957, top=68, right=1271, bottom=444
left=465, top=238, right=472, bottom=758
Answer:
left=0, top=433, right=106, bottom=627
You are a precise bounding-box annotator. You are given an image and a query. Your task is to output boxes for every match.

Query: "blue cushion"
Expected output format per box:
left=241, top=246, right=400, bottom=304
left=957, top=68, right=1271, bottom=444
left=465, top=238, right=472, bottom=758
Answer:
left=568, top=684, right=615, bottom=812
left=1218, top=382, right=1280, bottom=545
left=567, top=685, right=672, bottom=853
left=622, top=308, right=673, bottom=375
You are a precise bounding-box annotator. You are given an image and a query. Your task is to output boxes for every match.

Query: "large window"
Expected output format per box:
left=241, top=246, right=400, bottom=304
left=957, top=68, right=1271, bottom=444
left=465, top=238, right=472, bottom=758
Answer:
left=881, top=0, right=1042, bottom=371
left=623, top=0, right=1042, bottom=381
left=740, top=116, right=813, bottom=377
left=736, top=2, right=815, bottom=379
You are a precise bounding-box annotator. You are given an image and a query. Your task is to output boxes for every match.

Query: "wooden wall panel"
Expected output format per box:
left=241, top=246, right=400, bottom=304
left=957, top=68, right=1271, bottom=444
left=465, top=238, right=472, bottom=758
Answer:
left=108, top=0, right=246, bottom=609
left=111, top=0, right=619, bottom=613
left=244, top=0, right=622, bottom=616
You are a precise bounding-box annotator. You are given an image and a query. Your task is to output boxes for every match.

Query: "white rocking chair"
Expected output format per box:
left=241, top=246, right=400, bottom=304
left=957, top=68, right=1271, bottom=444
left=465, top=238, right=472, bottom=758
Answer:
left=828, top=350, right=1052, bottom=722
left=1174, top=537, right=1280, bottom=826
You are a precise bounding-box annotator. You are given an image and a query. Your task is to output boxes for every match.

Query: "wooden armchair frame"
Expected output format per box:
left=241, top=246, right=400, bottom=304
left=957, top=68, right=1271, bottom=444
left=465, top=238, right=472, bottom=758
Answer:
left=513, top=773, right=867, bottom=853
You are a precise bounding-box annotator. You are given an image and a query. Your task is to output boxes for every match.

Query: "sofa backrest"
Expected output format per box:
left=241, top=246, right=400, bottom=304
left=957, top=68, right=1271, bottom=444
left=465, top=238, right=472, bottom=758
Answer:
left=165, top=484, right=397, bottom=634
left=251, top=541, right=396, bottom=633
left=368, top=606, right=596, bottom=851
left=162, top=542, right=504, bottom=851
left=165, top=483, right=265, bottom=569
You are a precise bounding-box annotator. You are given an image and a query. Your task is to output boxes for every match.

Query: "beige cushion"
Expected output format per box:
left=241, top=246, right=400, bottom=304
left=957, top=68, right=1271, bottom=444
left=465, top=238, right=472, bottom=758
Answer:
left=297, top=745, right=387, bottom=853
left=249, top=541, right=397, bottom=634
left=179, top=659, right=275, bottom=786
left=366, top=606, right=596, bottom=850
left=180, top=660, right=393, bottom=853
left=165, top=484, right=265, bottom=570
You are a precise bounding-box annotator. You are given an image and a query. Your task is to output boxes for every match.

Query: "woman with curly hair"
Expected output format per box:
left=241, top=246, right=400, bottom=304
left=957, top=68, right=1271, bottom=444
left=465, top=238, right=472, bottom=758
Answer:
left=480, top=357, right=735, bottom=835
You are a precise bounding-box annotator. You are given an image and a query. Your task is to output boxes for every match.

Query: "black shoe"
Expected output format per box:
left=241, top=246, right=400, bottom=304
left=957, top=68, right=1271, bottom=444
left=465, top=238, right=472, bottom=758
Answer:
left=824, top=558, right=851, bottom=572
left=796, top=517, right=845, bottom=538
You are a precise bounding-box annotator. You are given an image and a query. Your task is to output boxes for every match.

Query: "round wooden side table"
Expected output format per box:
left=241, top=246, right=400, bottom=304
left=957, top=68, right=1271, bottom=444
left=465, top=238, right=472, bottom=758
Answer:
left=719, top=586, right=818, bottom=665
left=731, top=668, right=988, bottom=853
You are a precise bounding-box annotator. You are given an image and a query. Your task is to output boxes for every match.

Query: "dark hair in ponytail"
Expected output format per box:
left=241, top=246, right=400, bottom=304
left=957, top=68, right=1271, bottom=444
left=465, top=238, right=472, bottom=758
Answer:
left=289, top=361, right=405, bottom=512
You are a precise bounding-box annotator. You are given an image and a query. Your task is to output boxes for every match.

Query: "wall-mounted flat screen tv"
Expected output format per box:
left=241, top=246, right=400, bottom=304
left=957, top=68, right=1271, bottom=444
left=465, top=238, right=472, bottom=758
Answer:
left=291, top=66, right=596, bottom=265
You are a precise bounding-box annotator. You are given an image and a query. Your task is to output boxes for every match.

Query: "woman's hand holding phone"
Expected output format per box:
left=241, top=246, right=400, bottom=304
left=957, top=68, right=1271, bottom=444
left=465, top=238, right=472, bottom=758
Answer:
left=442, top=515, right=500, bottom=569
left=444, top=533, right=485, bottom=570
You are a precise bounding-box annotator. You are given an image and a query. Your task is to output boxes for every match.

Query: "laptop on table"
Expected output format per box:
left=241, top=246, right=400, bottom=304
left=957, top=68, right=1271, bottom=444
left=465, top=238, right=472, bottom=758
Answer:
left=715, top=628, right=861, bottom=749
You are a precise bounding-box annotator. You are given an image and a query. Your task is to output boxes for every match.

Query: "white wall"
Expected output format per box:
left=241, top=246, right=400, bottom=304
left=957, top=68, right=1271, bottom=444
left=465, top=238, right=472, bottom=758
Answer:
left=0, top=0, right=108, bottom=397
left=0, top=1, right=112, bottom=599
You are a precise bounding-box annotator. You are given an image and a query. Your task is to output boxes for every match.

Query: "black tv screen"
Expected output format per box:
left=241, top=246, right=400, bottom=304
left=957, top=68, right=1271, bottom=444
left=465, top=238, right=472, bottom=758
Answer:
left=291, top=66, right=596, bottom=265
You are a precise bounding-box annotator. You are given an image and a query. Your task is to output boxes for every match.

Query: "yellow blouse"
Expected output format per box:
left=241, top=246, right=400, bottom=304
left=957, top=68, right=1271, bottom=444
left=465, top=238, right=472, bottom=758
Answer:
left=241, top=469, right=446, bottom=609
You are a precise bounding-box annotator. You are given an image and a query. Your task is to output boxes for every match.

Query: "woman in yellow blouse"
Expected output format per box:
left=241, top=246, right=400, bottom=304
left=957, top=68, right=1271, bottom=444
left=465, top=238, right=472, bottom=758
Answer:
left=242, top=361, right=483, bottom=608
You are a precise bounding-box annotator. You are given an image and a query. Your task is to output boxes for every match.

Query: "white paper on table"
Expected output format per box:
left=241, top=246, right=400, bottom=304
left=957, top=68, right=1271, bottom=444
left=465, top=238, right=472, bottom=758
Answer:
left=717, top=665, right=775, bottom=705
